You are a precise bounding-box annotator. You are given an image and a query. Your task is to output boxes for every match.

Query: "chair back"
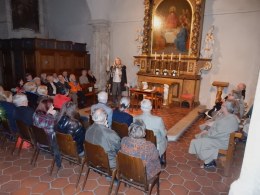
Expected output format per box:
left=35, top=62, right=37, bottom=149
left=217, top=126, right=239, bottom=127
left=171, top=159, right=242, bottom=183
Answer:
left=89, top=115, right=94, bottom=126
left=1, top=118, right=14, bottom=135
left=30, top=125, right=50, bottom=146
left=56, top=132, right=80, bottom=162
left=112, top=121, right=128, bottom=138
left=145, top=129, right=157, bottom=146
left=16, top=120, right=32, bottom=142
left=117, top=151, right=147, bottom=185
left=84, top=141, right=111, bottom=174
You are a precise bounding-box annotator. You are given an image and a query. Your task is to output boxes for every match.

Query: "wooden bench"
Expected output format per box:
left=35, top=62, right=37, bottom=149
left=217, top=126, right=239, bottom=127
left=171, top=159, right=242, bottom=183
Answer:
left=218, top=132, right=242, bottom=176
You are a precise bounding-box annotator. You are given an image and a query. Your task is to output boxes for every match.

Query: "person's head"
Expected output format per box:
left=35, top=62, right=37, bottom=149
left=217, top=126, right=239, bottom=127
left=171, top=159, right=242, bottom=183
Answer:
left=87, top=70, right=93, bottom=75
left=58, top=75, right=65, bottom=82
left=40, top=73, right=47, bottom=80
left=97, top=91, right=108, bottom=104
left=82, top=70, right=87, bottom=76
left=237, top=83, right=246, bottom=91
left=119, top=97, right=130, bottom=111
left=128, top=119, right=146, bottom=139
left=92, top=108, right=108, bottom=126
left=23, top=82, right=37, bottom=93
left=114, top=57, right=122, bottom=66
left=53, top=73, right=58, bottom=78
left=35, top=97, right=54, bottom=114
left=47, top=75, right=54, bottom=83
left=13, top=93, right=28, bottom=107
left=69, top=74, right=76, bottom=82
left=33, top=77, right=41, bottom=86
left=25, top=73, right=33, bottom=81
left=37, top=85, right=48, bottom=96
left=58, top=101, right=78, bottom=121
left=62, top=71, right=68, bottom=77
left=140, top=99, right=152, bottom=113
left=0, top=91, right=13, bottom=102
left=221, top=100, right=235, bottom=114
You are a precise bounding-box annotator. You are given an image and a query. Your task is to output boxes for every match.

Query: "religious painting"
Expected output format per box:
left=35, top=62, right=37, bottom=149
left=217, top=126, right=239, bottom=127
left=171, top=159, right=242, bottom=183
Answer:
left=11, top=0, right=40, bottom=32
left=151, top=0, right=192, bottom=55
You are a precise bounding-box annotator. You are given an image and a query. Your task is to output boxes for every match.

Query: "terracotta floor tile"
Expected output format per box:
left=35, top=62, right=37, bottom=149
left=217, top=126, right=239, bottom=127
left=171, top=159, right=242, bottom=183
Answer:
left=0, top=180, right=20, bottom=193
left=160, top=179, right=172, bottom=189
left=160, top=170, right=170, bottom=179
left=37, top=159, right=52, bottom=168
left=166, top=167, right=181, bottom=175
left=40, top=173, right=56, bottom=182
left=10, top=187, right=31, bottom=195
left=212, top=182, right=229, bottom=192
left=0, top=162, right=13, bottom=170
left=51, top=178, right=69, bottom=189
left=191, top=168, right=207, bottom=177
left=76, top=191, right=94, bottom=195
left=31, top=182, right=50, bottom=193
left=169, top=175, right=184, bottom=185
left=0, top=175, right=11, bottom=185
left=184, top=180, right=201, bottom=191
left=177, top=163, right=192, bottom=171
left=2, top=166, right=20, bottom=175
left=30, top=167, right=47, bottom=177
left=63, top=184, right=81, bottom=194
left=195, top=176, right=213, bottom=187
left=21, top=176, right=40, bottom=188
left=189, top=192, right=203, bottom=195
left=43, top=189, right=62, bottom=195
left=200, top=186, right=218, bottom=195
left=207, top=172, right=222, bottom=182
left=180, top=171, right=196, bottom=181
left=171, top=184, right=189, bottom=195
left=57, top=167, right=74, bottom=178
left=124, top=187, right=144, bottom=195
left=82, top=179, right=98, bottom=191
left=174, top=156, right=188, bottom=164
left=160, top=189, right=174, bottom=195
left=13, top=159, right=30, bottom=166
left=12, top=170, right=30, bottom=180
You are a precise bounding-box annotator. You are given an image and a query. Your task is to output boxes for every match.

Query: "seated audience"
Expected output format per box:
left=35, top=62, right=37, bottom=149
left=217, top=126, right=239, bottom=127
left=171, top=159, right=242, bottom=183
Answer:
left=112, top=97, right=133, bottom=126
left=23, top=82, right=39, bottom=110
left=62, top=71, right=69, bottom=82
left=12, top=78, right=25, bottom=94
left=33, top=97, right=61, bottom=167
left=53, top=94, right=71, bottom=110
left=56, top=75, right=70, bottom=95
left=33, top=77, right=41, bottom=89
left=40, top=73, right=48, bottom=85
left=68, top=74, right=86, bottom=108
left=85, top=108, right=121, bottom=169
left=134, top=99, right=167, bottom=161
left=87, top=70, right=96, bottom=84
left=46, top=75, right=58, bottom=97
left=56, top=102, right=85, bottom=155
left=91, top=91, right=113, bottom=127
left=53, top=73, right=59, bottom=83
left=13, top=93, right=34, bottom=126
left=189, top=100, right=239, bottom=169
left=0, top=91, right=17, bottom=132
left=120, top=119, right=161, bottom=180
left=25, top=73, right=33, bottom=82
left=79, top=69, right=89, bottom=85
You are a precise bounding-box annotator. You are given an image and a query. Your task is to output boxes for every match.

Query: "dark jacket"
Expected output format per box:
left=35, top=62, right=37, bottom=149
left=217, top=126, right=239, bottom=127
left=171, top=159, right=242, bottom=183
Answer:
left=15, top=106, right=34, bottom=126
left=0, top=101, right=17, bottom=132
left=56, top=115, right=85, bottom=154
left=56, top=81, right=71, bottom=95
left=112, top=108, right=133, bottom=127
left=46, top=82, right=59, bottom=96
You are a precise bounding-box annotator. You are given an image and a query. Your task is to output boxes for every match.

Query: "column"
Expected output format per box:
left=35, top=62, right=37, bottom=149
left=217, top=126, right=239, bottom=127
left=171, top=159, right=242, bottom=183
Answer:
left=212, top=81, right=229, bottom=103
left=89, top=20, right=110, bottom=91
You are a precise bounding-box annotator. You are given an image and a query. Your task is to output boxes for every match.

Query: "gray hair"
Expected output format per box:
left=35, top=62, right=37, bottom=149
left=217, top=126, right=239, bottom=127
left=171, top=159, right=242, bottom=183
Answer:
left=128, top=119, right=146, bottom=138
left=98, top=91, right=108, bottom=104
left=23, top=82, right=37, bottom=92
left=119, top=97, right=130, bottom=111
left=141, top=99, right=152, bottom=112
left=13, top=93, right=28, bottom=107
left=37, top=85, right=48, bottom=96
left=92, top=108, right=107, bottom=124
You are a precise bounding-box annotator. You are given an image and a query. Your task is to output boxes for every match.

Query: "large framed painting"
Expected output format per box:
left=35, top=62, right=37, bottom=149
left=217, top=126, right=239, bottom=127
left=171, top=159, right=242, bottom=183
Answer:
left=142, top=0, right=206, bottom=57
left=11, top=0, right=40, bottom=32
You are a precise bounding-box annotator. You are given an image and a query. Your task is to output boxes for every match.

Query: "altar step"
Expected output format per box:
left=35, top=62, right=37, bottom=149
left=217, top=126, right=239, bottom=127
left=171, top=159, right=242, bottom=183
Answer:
left=167, top=105, right=207, bottom=141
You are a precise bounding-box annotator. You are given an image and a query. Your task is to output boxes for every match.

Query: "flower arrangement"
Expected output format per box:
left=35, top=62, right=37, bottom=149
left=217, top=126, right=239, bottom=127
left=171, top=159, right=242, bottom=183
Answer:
left=155, top=69, right=160, bottom=75
left=163, top=69, right=168, bottom=76
left=172, top=70, right=177, bottom=77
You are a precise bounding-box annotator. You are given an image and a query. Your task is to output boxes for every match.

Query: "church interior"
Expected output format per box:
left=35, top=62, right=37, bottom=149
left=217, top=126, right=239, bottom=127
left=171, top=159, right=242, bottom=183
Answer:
left=0, top=0, right=260, bottom=194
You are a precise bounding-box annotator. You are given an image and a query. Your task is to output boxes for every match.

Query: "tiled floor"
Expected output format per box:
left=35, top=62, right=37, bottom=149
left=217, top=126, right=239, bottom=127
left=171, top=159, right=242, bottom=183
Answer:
left=0, top=105, right=245, bottom=195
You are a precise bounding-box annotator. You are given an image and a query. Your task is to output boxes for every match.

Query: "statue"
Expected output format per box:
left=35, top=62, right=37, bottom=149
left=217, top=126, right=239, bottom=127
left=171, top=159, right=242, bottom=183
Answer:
left=202, top=26, right=215, bottom=59
left=163, top=84, right=169, bottom=105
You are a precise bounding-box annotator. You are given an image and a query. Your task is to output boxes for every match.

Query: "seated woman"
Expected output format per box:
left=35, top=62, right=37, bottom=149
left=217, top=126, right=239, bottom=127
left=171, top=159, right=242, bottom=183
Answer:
left=189, top=100, right=239, bottom=169
left=55, top=102, right=85, bottom=156
left=120, top=119, right=161, bottom=180
left=112, top=97, right=133, bottom=126
left=33, top=97, right=61, bottom=167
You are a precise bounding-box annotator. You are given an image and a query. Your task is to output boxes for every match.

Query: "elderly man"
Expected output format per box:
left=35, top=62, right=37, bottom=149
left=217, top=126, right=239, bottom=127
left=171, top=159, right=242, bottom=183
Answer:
left=13, top=93, right=34, bottom=126
left=134, top=99, right=167, bottom=160
left=91, top=91, right=113, bottom=128
left=85, top=108, right=121, bottom=169
left=189, top=100, right=239, bottom=169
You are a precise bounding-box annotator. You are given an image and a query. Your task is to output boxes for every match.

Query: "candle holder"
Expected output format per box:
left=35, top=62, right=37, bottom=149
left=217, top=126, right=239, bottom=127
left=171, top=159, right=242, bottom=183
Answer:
left=171, top=70, right=177, bottom=77
left=163, top=69, right=168, bottom=76
left=155, top=68, right=160, bottom=75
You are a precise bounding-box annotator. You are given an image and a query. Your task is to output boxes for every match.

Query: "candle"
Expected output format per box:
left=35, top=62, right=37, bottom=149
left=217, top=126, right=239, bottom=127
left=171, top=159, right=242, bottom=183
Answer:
left=178, top=53, right=181, bottom=61
left=170, top=53, right=173, bottom=61
left=155, top=52, right=157, bottom=60
left=162, top=52, right=164, bottom=60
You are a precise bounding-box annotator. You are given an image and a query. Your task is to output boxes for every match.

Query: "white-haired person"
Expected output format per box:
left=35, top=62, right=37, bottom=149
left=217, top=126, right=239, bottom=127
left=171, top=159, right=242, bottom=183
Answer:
left=120, top=119, right=161, bottom=180
left=189, top=100, right=239, bottom=169
left=112, top=97, right=133, bottom=126
left=13, top=93, right=34, bottom=126
left=85, top=108, right=121, bottom=169
left=23, top=81, right=39, bottom=109
left=91, top=91, right=113, bottom=128
left=134, top=99, right=167, bottom=164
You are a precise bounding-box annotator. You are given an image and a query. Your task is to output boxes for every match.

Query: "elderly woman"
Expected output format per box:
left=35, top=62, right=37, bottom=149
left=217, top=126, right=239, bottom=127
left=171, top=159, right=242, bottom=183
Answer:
left=56, top=102, right=85, bottom=155
left=134, top=99, right=167, bottom=160
left=189, top=100, right=239, bottom=169
left=120, top=119, right=161, bottom=180
left=112, top=97, right=133, bottom=126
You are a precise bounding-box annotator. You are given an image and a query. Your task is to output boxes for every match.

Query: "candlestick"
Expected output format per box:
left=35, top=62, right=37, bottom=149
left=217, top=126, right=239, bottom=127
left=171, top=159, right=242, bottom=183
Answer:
left=171, top=53, right=173, bottom=61
left=155, top=52, right=157, bottom=60
left=178, top=53, right=181, bottom=61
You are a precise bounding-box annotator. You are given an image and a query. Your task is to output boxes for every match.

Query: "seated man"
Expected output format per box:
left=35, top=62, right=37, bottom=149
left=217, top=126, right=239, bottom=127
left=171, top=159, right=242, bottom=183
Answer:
left=13, top=93, right=34, bottom=126
left=85, top=108, right=121, bottom=169
left=120, top=119, right=161, bottom=180
left=112, top=97, right=133, bottom=126
left=189, top=100, right=239, bottom=169
left=79, top=69, right=89, bottom=85
left=91, top=91, right=113, bottom=128
left=134, top=99, right=167, bottom=162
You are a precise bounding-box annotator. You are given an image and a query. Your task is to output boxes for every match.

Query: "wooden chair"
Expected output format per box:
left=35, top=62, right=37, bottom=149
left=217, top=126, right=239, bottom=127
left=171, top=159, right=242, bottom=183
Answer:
left=81, top=83, right=96, bottom=105
left=180, top=93, right=195, bottom=109
left=50, top=132, right=83, bottom=179
left=0, top=118, right=17, bottom=150
left=14, top=120, right=34, bottom=155
left=145, top=87, right=163, bottom=110
left=115, top=151, right=161, bottom=195
left=145, top=129, right=166, bottom=167
left=111, top=121, right=129, bottom=139
left=129, top=92, right=140, bottom=111
left=30, top=125, right=52, bottom=166
left=218, top=132, right=243, bottom=176
left=78, top=141, right=116, bottom=194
